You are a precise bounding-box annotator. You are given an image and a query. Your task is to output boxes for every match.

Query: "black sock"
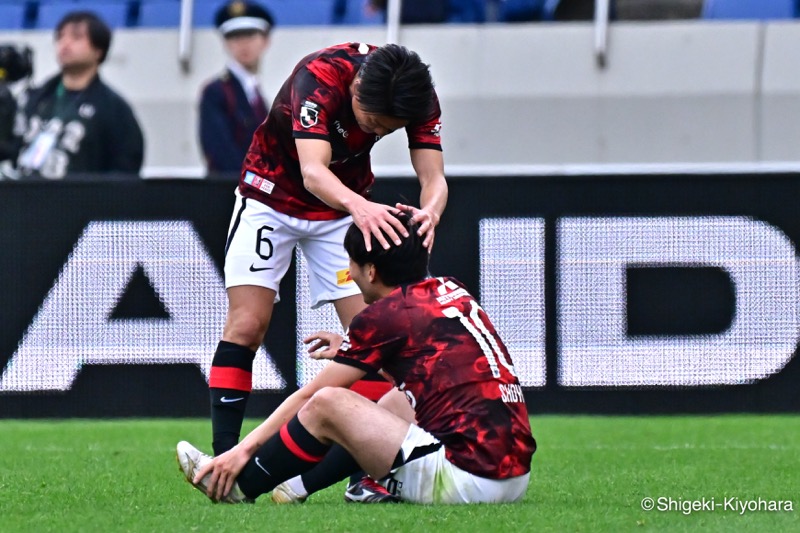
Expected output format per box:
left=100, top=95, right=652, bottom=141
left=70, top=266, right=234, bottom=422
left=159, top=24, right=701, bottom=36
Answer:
left=300, top=445, right=362, bottom=494
left=209, top=340, right=255, bottom=456
left=348, top=471, right=366, bottom=487
left=237, top=415, right=330, bottom=498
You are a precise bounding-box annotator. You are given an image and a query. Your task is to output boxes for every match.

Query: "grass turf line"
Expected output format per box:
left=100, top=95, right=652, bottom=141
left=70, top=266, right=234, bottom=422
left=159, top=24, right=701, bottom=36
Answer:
left=0, top=415, right=798, bottom=532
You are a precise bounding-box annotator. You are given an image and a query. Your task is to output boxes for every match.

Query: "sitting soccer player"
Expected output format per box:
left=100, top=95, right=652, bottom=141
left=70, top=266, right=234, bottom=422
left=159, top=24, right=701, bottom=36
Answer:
left=176, top=212, right=536, bottom=504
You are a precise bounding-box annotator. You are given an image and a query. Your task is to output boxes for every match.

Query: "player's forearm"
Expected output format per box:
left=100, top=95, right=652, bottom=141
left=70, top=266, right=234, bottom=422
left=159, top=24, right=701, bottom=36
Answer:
left=411, top=148, right=448, bottom=222
left=302, top=163, right=368, bottom=215
left=419, top=174, right=448, bottom=224
left=236, top=387, right=314, bottom=456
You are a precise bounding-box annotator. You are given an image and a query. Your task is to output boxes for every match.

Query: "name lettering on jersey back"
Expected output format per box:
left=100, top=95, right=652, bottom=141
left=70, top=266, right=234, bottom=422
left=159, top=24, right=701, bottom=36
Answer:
left=499, top=383, right=525, bottom=403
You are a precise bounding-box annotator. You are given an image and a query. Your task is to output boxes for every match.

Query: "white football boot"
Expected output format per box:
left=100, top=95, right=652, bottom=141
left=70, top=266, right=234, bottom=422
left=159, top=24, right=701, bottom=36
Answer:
left=271, top=481, right=307, bottom=504
left=176, top=441, right=253, bottom=504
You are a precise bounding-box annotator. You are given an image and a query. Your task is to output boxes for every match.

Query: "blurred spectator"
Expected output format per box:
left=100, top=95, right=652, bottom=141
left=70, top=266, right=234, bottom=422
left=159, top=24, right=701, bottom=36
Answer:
left=199, top=1, right=274, bottom=178
left=498, top=0, right=545, bottom=21
left=549, top=0, right=617, bottom=21
left=11, top=11, right=144, bottom=180
left=367, top=0, right=449, bottom=23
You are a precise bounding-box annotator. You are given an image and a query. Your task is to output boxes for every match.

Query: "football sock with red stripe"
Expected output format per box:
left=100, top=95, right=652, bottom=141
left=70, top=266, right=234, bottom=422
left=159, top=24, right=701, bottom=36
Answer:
left=301, top=381, right=387, bottom=495
left=209, top=340, right=255, bottom=456
left=236, top=415, right=330, bottom=498
left=300, top=445, right=361, bottom=494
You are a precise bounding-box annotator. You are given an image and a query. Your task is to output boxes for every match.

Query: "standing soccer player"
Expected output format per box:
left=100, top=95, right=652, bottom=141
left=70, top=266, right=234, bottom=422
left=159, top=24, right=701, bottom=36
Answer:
left=178, top=213, right=536, bottom=504
left=207, top=42, right=447, bottom=496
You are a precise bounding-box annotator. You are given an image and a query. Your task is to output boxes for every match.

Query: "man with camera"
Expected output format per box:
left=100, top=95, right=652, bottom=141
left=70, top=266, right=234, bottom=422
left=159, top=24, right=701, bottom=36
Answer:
left=1, top=11, right=144, bottom=180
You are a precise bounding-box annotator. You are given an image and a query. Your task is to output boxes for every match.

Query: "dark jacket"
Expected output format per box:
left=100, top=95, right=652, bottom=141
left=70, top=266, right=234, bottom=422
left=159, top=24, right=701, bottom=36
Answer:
left=16, top=73, right=144, bottom=179
left=199, top=70, right=269, bottom=177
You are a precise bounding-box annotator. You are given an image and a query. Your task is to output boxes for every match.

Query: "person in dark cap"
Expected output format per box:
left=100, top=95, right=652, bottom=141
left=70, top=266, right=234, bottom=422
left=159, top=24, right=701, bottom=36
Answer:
left=198, top=0, right=274, bottom=177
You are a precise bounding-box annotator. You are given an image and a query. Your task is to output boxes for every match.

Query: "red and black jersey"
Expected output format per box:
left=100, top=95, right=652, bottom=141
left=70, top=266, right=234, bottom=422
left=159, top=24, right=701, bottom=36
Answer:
left=239, top=42, right=442, bottom=220
left=333, top=277, right=536, bottom=479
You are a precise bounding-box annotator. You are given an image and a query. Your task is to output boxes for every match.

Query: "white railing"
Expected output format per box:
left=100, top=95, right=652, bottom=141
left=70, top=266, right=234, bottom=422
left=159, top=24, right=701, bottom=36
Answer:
left=386, top=0, right=402, bottom=43
left=594, top=0, right=611, bottom=67
left=178, top=0, right=194, bottom=72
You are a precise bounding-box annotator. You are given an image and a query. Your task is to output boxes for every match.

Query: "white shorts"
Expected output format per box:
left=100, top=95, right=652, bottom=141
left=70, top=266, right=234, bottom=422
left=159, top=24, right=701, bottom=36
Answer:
left=385, top=424, right=530, bottom=504
left=224, top=190, right=361, bottom=308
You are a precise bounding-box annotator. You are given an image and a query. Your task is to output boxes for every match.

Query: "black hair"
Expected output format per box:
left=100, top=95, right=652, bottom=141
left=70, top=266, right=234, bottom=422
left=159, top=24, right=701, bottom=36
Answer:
left=55, top=11, right=112, bottom=64
left=356, top=44, right=434, bottom=121
left=344, top=211, right=429, bottom=286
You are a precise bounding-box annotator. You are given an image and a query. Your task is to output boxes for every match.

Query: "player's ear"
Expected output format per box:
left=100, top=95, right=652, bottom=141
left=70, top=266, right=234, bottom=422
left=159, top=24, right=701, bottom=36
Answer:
left=367, top=263, right=377, bottom=284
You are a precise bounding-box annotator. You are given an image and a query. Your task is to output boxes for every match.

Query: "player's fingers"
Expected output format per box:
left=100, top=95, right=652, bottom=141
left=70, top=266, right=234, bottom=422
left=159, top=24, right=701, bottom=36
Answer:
left=219, top=473, right=233, bottom=501
left=303, top=331, right=333, bottom=343
left=383, top=203, right=401, bottom=214
left=369, top=223, right=393, bottom=250
left=377, top=222, right=402, bottom=248
left=307, top=340, right=327, bottom=353
left=194, top=459, right=213, bottom=485
left=223, top=476, right=236, bottom=501
left=310, top=348, right=335, bottom=360
left=383, top=209, right=409, bottom=237
left=215, top=472, right=226, bottom=501
left=206, top=468, right=220, bottom=499
left=361, top=227, right=374, bottom=252
left=422, top=227, right=435, bottom=251
left=395, top=202, right=415, bottom=214
left=415, top=217, right=431, bottom=235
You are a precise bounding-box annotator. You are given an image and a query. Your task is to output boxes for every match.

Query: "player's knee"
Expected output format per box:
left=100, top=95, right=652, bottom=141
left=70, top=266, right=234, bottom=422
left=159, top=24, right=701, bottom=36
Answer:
left=222, top=311, right=269, bottom=348
left=302, top=386, right=346, bottom=423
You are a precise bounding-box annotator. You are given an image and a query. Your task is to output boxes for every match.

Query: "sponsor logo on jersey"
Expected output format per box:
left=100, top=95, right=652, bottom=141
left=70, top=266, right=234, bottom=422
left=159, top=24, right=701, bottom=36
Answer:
left=336, top=268, right=353, bottom=285
left=300, top=101, right=320, bottom=128
left=244, top=171, right=275, bottom=194
left=333, top=120, right=348, bottom=138
left=436, top=287, right=469, bottom=305
left=431, top=122, right=442, bottom=137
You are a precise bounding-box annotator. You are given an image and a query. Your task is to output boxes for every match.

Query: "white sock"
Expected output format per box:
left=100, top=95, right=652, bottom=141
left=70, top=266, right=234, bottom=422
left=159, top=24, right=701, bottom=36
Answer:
left=285, top=475, right=308, bottom=498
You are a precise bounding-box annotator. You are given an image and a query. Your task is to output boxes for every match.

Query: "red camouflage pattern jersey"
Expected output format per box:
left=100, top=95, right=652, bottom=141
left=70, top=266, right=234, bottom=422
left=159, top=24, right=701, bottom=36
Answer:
left=333, top=277, right=536, bottom=479
left=239, top=42, right=443, bottom=220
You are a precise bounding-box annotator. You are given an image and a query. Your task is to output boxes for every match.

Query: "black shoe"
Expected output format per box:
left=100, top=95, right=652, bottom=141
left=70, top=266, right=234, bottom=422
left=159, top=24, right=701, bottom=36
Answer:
left=344, top=476, right=401, bottom=503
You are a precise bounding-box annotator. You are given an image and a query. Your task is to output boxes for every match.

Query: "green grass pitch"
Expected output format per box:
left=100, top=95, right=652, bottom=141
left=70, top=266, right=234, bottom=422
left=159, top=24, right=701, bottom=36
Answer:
left=1, top=415, right=798, bottom=532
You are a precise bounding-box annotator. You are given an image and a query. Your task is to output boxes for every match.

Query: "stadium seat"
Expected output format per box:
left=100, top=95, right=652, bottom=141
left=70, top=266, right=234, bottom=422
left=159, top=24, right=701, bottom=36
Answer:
left=140, top=0, right=234, bottom=28
left=139, top=0, right=336, bottom=28
left=702, top=0, right=797, bottom=20
left=0, top=3, right=26, bottom=29
left=333, top=0, right=383, bottom=25
left=262, top=0, right=335, bottom=25
left=191, top=0, right=226, bottom=27
left=447, top=0, right=486, bottom=22
left=35, top=1, right=132, bottom=29
left=138, top=0, right=182, bottom=27
left=497, top=0, right=544, bottom=21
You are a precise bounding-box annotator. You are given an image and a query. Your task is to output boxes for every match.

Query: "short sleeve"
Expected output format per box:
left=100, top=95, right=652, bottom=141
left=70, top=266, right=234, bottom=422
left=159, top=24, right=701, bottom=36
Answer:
left=291, top=67, right=341, bottom=141
left=406, top=91, right=443, bottom=151
left=333, top=304, right=407, bottom=371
